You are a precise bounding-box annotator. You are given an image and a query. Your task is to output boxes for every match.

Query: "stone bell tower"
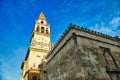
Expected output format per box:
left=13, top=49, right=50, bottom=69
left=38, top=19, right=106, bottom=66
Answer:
left=21, top=12, right=51, bottom=80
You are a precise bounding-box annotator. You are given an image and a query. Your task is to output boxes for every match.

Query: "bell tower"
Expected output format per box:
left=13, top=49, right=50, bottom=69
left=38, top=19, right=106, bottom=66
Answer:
left=21, top=12, right=51, bottom=80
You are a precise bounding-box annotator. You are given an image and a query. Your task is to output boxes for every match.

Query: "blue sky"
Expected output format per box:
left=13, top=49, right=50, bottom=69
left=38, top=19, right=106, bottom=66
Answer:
left=0, top=0, right=120, bottom=80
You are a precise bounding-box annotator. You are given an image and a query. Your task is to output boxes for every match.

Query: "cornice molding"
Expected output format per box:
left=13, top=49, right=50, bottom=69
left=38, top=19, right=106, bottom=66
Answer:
left=33, top=31, right=51, bottom=37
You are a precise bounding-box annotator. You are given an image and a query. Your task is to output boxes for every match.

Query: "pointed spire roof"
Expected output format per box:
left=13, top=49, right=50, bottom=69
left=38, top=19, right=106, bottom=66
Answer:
left=38, top=12, right=46, bottom=20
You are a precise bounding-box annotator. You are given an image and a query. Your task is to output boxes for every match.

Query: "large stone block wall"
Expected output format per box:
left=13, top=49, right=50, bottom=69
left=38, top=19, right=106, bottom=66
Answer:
left=46, top=29, right=120, bottom=80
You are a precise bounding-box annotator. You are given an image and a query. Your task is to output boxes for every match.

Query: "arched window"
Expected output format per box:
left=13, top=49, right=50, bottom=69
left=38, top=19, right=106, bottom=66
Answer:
left=41, top=27, right=44, bottom=33
left=32, top=76, right=37, bottom=80
left=36, top=25, right=39, bottom=32
left=46, top=28, right=49, bottom=34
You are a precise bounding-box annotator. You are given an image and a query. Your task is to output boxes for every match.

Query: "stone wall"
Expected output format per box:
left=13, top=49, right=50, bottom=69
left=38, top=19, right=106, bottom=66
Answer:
left=46, top=27, right=120, bottom=80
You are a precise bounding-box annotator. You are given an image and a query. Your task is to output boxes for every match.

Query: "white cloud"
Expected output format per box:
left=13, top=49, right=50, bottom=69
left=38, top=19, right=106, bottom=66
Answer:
left=109, top=17, right=120, bottom=28
left=98, top=27, right=115, bottom=34
left=90, top=19, right=120, bottom=37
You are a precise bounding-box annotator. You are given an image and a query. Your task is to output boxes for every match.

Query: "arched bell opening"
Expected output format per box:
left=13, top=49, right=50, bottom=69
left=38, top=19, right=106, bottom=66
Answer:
left=36, top=25, right=40, bottom=32
left=32, top=76, right=37, bottom=80
left=46, top=28, right=49, bottom=34
left=41, top=27, right=44, bottom=33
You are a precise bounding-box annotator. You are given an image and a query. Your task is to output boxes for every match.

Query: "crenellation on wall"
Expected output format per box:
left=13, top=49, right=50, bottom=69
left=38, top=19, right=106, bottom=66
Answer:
left=46, top=24, right=120, bottom=80
left=48, top=23, right=120, bottom=61
left=68, top=24, right=120, bottom=42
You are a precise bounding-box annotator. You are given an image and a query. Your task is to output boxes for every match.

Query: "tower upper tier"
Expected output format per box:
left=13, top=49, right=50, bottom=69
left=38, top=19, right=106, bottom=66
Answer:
left=32, top=12, right=50, bottom=35
left=36, top=12, right=48, bottom=26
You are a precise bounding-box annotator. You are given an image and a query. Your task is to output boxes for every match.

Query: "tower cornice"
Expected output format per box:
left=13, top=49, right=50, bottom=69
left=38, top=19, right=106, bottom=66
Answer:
left=33, top=31, right=51, bottom=37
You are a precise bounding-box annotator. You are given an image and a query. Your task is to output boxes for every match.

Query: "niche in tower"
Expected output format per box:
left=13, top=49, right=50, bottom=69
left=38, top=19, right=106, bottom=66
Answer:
left=41, top=27, right=44, bottom=33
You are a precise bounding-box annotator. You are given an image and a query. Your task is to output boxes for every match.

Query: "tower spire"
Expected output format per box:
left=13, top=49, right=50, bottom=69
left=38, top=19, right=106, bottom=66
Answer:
left=38, top=12, right=46, bottom=21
